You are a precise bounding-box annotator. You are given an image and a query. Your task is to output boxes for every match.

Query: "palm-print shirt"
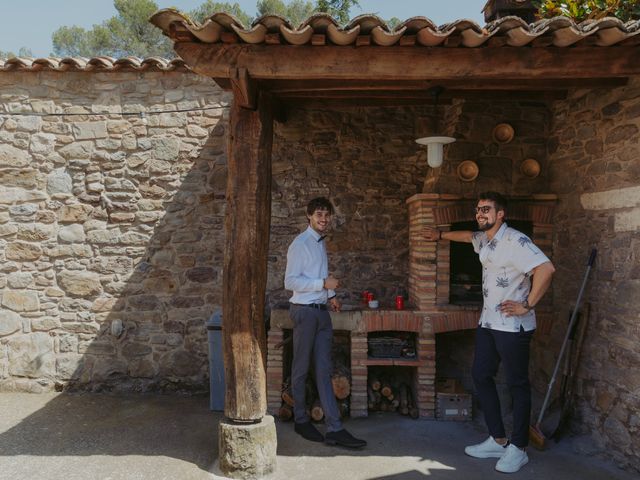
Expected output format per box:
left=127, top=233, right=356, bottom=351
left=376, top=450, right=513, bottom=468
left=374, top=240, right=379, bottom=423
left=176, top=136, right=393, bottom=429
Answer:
left=471, top=223, right=550, bottom=333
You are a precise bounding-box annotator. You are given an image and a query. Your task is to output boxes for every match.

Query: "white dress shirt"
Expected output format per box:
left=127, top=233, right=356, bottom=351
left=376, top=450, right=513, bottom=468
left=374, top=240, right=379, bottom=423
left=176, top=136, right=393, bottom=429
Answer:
left=471, top=223, right=550, bottom=332
left=285, top=226, right=335, bottom=304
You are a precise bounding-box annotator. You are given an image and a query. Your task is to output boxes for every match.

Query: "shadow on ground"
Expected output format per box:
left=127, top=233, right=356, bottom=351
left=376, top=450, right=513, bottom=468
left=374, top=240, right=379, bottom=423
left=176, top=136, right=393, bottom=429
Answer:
left=0, top=393, right=636, bottom=480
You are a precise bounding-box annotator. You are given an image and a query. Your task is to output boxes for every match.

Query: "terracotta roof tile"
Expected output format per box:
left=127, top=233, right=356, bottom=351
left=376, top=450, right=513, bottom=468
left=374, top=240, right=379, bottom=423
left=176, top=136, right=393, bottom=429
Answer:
left=0, top=56, right=190, bottom=72
left=149, top=10, right=640, bottom=48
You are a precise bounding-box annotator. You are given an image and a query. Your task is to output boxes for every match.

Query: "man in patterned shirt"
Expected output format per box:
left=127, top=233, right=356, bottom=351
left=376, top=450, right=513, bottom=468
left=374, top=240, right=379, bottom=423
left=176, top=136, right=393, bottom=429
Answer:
left=424, top=191, right=555, bottom=473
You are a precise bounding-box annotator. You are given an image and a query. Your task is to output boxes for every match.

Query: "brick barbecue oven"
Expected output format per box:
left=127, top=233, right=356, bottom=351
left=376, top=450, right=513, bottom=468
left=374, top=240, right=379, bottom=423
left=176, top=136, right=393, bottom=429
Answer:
left=267, top=193, right=556, bottom=419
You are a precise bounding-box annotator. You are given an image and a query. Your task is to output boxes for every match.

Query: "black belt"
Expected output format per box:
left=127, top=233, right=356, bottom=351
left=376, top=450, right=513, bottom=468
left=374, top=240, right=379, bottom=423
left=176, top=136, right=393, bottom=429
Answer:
left=292, top=303, right=327, bottom=310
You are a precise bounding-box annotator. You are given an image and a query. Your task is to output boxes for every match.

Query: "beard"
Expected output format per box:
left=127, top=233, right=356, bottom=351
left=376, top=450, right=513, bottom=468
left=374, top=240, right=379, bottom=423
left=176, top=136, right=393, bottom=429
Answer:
left=477, top=219, right=495, bottom=231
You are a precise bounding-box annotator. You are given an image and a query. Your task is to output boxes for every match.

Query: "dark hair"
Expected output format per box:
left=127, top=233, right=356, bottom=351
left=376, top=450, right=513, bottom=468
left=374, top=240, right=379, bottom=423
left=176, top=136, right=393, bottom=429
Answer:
left=478, top=191, right=508, bottom=213
left=306, top=197, right=334, bottom=216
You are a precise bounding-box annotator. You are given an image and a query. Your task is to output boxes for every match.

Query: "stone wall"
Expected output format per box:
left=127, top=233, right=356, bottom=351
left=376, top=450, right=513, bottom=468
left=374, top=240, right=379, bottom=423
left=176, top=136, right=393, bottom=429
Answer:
left=423, top=98, right=552, bottom=196
left=0, top=71, right=439, bottom=392
left=1, top=66, right=638, bottom=472
left=267, top=105, right=433, bottom=308
left=0, top=69, right=230, bottom=392
left=536, top=77, right=640, bottom=472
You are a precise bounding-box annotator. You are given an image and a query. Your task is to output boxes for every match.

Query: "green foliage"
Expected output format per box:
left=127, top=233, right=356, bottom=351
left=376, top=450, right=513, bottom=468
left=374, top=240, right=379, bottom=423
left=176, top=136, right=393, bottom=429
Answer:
left=52, top=0, right=174, bottom=57
left=534, top=0, right=640, bottom=22
left=315, top=0, right=360, bottom=24
left=386, top=17, right=402, bottom=30
left=257, top=0, right=315, bottom=25
left=0, top=47, right=33, bottom=60
left=189, top=1, right=252, bottom=25
left=48, top=0, right=367, bottom=59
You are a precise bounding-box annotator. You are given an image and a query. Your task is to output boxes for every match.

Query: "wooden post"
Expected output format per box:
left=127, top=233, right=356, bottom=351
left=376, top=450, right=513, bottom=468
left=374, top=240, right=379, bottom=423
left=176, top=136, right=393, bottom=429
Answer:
left=223, top=87, right=273, bottom=422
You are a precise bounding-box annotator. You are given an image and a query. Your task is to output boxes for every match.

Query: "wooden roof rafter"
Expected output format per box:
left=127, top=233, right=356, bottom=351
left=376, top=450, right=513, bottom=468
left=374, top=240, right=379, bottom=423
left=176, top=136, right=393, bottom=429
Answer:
left=150, top=10, right=640, bottom=106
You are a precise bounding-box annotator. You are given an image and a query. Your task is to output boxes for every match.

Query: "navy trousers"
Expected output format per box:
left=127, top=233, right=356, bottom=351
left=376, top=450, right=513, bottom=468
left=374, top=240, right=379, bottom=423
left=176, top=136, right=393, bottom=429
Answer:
left=472, top=326, right=534, bottom=448
left=290, top=304, right=342, bottom=432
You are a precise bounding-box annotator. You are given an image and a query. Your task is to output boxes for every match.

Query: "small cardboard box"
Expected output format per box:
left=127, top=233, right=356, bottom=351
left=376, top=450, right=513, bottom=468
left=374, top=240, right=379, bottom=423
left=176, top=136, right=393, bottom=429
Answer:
left=436, top=379, right=472, bottom=421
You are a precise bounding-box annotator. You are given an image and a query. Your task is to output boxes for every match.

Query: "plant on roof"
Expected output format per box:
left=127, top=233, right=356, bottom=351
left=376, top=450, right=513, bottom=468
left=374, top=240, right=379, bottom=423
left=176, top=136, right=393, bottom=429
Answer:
left=533, top=0, right=640, bottom=22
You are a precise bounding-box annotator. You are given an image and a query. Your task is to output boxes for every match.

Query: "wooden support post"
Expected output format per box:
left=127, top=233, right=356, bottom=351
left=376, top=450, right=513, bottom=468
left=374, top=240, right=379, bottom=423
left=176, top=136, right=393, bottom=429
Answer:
left=223, top=88, right=273, bottom=422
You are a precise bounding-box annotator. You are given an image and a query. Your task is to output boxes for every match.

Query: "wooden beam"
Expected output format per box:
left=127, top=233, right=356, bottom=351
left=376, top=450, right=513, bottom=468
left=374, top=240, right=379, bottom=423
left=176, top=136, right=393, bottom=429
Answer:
left=175, top=43, right=640, bottom=81
left=279, top=97, right=445, bottom=108
left=277, top=89, right=567, bottom=101
left=261, top=77, right=627, bottom=93
left=278, top=91, right=565, bottom=108
left=223, top=90, right=273, bottom=421
left=230, top=68, right=257, bottom=109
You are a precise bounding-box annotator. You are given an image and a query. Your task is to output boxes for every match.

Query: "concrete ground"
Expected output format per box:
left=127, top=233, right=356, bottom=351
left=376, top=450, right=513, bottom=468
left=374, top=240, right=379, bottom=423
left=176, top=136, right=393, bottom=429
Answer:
left=0, top=393, right=635, bottom=480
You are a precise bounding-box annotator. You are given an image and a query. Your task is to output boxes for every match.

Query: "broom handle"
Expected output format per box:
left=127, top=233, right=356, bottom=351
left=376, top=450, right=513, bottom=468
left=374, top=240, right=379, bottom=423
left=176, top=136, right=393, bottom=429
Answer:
left=536, top=248, right=597, bottom=426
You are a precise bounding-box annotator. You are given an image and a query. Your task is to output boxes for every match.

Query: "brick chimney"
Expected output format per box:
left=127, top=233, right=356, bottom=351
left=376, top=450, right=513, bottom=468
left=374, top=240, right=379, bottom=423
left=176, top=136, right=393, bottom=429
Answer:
left=482, top=0, right=538, bottom=23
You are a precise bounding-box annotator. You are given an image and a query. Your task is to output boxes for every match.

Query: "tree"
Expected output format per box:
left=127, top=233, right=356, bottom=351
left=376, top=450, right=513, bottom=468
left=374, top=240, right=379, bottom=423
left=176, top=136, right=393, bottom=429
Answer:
left=386, top=17, right=402, bottom=30
left=49, top=0, right=364, bottom=58
left=52, top=0, right=174, bottom=58
left=52, top=26, right=98, bottom=58
left=257, top=0, right=315, bottom=25
left=0, top=47, right=33, bottom=60
left=189, top=1, right=252, bottom=26
left=315, top=0, right=361, bottom=24
left=534, top=0, right=640, bottom=22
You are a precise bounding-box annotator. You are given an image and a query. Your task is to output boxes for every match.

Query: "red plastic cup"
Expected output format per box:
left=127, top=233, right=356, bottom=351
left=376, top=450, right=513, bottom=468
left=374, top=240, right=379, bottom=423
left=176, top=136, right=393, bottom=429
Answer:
left=367, top=292, right=374, bottom=302
left=395, top=295, right=404, bottom=310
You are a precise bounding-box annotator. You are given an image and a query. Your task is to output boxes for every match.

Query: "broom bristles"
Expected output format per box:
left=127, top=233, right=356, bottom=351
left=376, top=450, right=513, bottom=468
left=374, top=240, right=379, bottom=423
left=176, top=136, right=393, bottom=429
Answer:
left=529, top=424, right=546, bottom=450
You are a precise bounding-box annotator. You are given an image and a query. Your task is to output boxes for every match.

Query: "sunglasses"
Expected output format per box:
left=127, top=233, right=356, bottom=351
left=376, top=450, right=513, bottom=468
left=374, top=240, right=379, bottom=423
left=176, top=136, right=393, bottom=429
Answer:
left=475, top=206, right=495, bottom=214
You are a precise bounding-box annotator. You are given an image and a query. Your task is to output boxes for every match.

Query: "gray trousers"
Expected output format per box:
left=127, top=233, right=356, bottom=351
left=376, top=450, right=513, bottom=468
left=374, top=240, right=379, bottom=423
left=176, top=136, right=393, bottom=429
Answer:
left=290, top=304, right=342, bottom=432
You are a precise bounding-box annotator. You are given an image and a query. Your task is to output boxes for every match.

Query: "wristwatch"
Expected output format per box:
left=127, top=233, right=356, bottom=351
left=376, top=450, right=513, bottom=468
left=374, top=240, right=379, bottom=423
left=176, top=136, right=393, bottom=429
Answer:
left=522, top=299, right=533, bottom=311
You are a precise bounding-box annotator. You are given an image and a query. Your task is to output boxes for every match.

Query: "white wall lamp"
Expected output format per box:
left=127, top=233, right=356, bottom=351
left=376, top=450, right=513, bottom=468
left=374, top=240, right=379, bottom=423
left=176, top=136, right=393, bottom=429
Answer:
left=415, top=86, right=455, bottom=168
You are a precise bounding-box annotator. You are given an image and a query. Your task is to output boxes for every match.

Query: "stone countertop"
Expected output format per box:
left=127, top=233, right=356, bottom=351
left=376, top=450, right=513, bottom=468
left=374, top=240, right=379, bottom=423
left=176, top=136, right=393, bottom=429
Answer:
left=270, top=304, right=486, bottom=334
left=270, top=307, right=365, bottom=332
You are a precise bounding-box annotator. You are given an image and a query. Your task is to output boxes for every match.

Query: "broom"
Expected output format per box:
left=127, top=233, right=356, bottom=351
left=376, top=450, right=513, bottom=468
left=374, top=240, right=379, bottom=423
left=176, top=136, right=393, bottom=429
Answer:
left=529, top=248, right=597, bottom=450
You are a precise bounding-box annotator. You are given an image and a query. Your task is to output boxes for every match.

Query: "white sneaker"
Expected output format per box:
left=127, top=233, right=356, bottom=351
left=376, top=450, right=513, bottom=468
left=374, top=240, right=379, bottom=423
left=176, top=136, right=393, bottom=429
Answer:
left=464, top=436, right=509, bottom=458
left=495, top=444, right=529, bottom=473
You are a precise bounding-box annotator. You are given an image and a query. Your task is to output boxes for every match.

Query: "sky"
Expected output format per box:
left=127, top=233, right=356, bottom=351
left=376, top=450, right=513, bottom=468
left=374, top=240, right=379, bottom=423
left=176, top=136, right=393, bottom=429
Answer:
left=0, top=1, right=487, bottom=58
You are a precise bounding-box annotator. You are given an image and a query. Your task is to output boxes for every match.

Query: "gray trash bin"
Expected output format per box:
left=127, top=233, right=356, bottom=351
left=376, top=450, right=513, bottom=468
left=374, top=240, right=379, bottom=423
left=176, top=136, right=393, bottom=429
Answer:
left=206, top=310, right=225, bottom=411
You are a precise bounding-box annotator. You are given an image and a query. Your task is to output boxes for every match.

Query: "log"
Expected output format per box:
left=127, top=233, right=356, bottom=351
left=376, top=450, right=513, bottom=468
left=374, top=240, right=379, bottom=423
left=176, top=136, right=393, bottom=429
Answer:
left=222, top=91, right=273, bottom=421
left=332, top=374, right=351, bottom=400
left=311, top=400, right=324, bottom=422
left=381, top=384, right=393, bottom=399
left=369, top=375, right=381, bottom=391
left=278, top=404, right=293, bottom=421
left=399, top=383, right=409, bottom=416
left=338, top=399, right=350, bottom=418
left=282, top=386, right=294, bottom=408
left=407, top=385, right=419, bottom=419
left=367, top=386, right=381, bottom=410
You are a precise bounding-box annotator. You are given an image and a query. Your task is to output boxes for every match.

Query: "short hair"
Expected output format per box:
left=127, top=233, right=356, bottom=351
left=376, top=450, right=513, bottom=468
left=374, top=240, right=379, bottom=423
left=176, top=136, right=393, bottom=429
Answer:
left=306, top=197, right=334, bottom=216
left=478, top=191, right=508, bottom=213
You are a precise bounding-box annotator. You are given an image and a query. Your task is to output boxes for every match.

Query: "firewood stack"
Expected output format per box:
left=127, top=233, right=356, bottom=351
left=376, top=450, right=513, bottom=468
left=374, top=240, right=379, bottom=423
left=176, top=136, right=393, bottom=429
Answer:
left=367, top=374, right=419, bottom=418
left=278, top=341, right=351, bottom=422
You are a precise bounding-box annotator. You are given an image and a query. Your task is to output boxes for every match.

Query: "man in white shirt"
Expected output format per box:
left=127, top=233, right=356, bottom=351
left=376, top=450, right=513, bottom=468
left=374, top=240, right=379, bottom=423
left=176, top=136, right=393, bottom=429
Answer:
left=285, top=197, right=366, bottom=449
left=424, top=191, right=555, bottom=473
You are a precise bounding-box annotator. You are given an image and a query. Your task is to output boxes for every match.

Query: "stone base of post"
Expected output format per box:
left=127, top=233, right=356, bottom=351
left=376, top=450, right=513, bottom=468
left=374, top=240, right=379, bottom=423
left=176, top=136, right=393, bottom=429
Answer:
left=218, top=415, right=277, bottom=479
